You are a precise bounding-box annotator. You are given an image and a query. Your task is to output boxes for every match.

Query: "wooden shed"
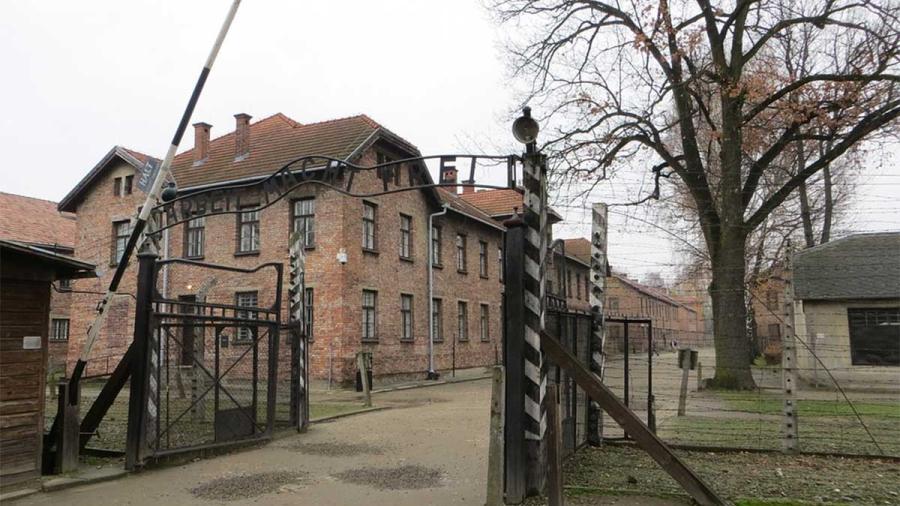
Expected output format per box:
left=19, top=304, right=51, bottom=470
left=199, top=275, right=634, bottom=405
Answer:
left=0, top=239, right=94, bottom=488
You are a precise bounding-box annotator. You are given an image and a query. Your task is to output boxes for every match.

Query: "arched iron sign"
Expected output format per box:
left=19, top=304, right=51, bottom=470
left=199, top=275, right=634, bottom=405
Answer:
left=151, top=154, right=522, bottom=232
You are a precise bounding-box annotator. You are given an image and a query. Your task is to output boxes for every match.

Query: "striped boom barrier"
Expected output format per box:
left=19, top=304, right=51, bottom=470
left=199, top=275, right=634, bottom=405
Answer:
left=521, top=150, right=547, bottom=492
left=588, top=202, right=608, bottom=445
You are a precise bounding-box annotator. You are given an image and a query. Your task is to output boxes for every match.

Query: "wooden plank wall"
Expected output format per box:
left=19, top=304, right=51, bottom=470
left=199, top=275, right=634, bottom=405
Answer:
left=0, top=278, right=49, bottom=487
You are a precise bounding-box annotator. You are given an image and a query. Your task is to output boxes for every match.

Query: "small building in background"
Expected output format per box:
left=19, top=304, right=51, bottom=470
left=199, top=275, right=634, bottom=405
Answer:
left=0, top=240, right=94, bottom=489
left=792, top=232, right=900, bottom=390
left=604, top=273, right=704, bottom=352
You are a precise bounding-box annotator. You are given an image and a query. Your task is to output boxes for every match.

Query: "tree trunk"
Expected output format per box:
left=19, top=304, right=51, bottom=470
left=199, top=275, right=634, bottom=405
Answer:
left=707, top=232, right=757, bottom=389
left=820, top=163, right=833, bottom=244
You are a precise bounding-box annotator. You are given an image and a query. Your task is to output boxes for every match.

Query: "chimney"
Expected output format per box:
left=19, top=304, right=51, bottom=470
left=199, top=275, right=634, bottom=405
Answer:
left=234, top=113, right=251, bottom=160
left=461, top=179, right=475, bottom=195
left=193, top=122, right=212, bottom=164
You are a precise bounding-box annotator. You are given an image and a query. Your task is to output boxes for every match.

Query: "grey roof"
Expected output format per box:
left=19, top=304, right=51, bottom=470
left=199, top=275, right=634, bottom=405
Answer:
left=793, top=232, right=900, bottom=300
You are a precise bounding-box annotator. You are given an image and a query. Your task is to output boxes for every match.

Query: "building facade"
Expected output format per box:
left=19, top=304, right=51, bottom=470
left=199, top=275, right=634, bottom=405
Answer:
left=59, top=113, right=506, bottom=384
left=604, top=273, right=704, bottom=352
left=792, top=233, right=900, bottom=390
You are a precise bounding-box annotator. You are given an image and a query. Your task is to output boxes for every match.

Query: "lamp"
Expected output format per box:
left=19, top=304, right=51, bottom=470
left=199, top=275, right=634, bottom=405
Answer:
left=512, top=106, right=540, bottom=145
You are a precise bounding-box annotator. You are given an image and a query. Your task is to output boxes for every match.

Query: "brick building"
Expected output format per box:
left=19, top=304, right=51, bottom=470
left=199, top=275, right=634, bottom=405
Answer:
left=0, top=192, right=78, bottom=374
left=58, top=113, right=506, bottom=384
left=604, top=273, right=703, bottom=352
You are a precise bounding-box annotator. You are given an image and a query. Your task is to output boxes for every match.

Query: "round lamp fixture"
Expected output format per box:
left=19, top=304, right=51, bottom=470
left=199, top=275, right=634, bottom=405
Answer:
left=160, top=182, right=178, bottom=202
left=512, top=106, right=540, bottom=145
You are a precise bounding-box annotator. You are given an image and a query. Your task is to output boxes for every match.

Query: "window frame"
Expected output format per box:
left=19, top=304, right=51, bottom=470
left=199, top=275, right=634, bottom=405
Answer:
left=575, top=272, right=582, bottom=300
left=478, top=240, right=489, bottom=278
left=432, top=298, right=443, bottom=343
left=111, top=219, right=131, bottom=266
left=456, top=233, right=467, bottom=274
left=113, top=177, right=122, bottom=197
left=50, top=318, right=69, bottom=341
left=362, top=289, right=378, bottom=341
left=236, top=206, right=261, bottom=255
left=399, top=213, right=413, bottom=261
left=304, top=287, right=314, bottom=341
left=234, top=291, right=259, bottom=344
left=291, top=197, right=316, bottom=249
left=124, top=174, right=133, bottom=195
left=431, top=225, right=443, bottom=267
left=362, top=201, right=378, bottom=252
left=184, top=215, right=205, bottom=259
left=400, top=293, right=414, bottom=342
left=847, top=307, right=900, bottom=366
left=457, top=300, right=469, bottom=342
left=480, top=303, right=490, bottom=342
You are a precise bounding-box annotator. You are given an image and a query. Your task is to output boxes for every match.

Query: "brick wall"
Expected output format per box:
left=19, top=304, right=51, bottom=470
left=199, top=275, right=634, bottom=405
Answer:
left=604, top=275, right=702, bottom=351
left=66, top=148, right=504, bottom=385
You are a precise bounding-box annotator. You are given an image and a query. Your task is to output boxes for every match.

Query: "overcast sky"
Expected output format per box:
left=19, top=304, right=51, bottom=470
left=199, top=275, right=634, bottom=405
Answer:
left=2, top=1, right=898, bottom=283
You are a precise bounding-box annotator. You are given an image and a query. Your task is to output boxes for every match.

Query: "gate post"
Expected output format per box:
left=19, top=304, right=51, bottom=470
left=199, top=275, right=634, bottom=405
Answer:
left=521, top=142, right=548, bottom=495
left=781, top=264, right=800, bottom=453
left=288, top=232, right=309, bottom=432
left=125, top=250, right=158, bottom=470
left=588, top=203, right=608, bottom=445
left=503, top=220, right=527, bottom=503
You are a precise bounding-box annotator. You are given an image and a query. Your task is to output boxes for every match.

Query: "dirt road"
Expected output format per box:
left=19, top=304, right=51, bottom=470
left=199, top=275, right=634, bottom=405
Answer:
left=18, top=380, right=493, bottom=506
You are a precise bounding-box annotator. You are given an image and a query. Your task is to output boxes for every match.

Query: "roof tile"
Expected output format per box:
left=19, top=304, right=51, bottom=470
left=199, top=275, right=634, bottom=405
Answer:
left=0, top=192, right=76, bottom=249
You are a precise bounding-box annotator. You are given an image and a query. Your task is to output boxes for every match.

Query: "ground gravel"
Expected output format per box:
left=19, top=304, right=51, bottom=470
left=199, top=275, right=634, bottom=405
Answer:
left=333, top=464, right=443, bottom=490
left=190, top=470, right=307, bottom=501
left=283, top=440, right=385, bottom=456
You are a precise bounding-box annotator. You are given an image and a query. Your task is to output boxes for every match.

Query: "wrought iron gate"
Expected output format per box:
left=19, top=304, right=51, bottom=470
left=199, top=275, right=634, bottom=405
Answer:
left=125, top=255, right=302, bottom=466
left=546, top=305, right=593, bottom=456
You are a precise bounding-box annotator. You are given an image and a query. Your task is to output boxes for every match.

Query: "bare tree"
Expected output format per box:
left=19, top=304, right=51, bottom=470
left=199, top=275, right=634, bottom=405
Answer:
left=493, top=0, right=900, bottom=388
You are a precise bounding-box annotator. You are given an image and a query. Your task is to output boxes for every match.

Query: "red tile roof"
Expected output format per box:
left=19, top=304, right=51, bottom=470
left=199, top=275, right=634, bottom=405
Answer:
left=437, top=189, right=505, bottom=230
left=613, top=273, right=695, bottom=311
left=0, top=192, right=76, bottom=250
left=171, top=113, right=418, bottom=189
left=563, top=238, right=592, bottom=264
left=458, top=189, right=525, bottom=218
left=458, top=188, right=564, bottom=223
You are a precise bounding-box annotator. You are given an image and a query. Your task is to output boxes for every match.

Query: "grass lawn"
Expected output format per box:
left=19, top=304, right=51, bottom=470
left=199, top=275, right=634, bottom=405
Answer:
left=655, top=389, right=900, bottom=457
left=548, top=444, right=900, bottom=505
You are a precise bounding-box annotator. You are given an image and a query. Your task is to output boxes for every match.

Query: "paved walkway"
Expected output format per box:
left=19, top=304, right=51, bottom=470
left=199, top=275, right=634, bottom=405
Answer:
left=16, top=380, right=494, bottom=506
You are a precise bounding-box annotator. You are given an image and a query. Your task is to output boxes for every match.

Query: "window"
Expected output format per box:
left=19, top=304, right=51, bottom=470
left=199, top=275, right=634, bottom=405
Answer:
left=479, top=241, right=489, bottom=278
left=362, top=290, right=378, bottom=341
left=431, top=225, right=442, bottom=266
left=498, top=246, right=504, bottom=282
left=432, top=298, right=443, bottom=342
left=848, top=308, right=900, bottom=366
left=292, top=198, right=316, bottom=248
left=362, top=202, right=377, bottom=251
left=575, top=273, right=582, bottom=300
left=50, top=318, right=69, bottom=341
left=113, top=177, right=122, bottom=197
left=584, top=276, right=590, bottom=300
left=111, top=220, right=131, bottom=264
left=377, top=152, right=398, bottom=185
left=480, top=304, right=490, bottom=342
left=58, top=279, right=72, bottom=291
left=235, top=291, right=259, bottom=343
left=567, top=270, right=573, bottom=298
left=400, top=294, right=414, bottom=341
left=124, top=175, right=133, bottom=195
left=609, top=297, right=620, bottom=312
left=237, top=207, right=260, bottom=253
left=768, top=323, right=781, bottom=339
left=456, top=234, right=467, bottom=272
left=400, top=214, right=413, bottom=260
left=304, top=288, right=314, bottom=340
left=457, top=301, right=468, bottom=341
left=184, top=216, right=205, bottom=258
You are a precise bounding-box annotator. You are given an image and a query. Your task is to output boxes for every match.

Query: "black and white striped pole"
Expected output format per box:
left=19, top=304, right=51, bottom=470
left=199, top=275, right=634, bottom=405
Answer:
left=588, top=202, right=608, bottom=445
left=288, top=232, right=309, bottom=431
left=68, top=0, right=243, bottom=392
left=514, top=107, right=548, bottom=493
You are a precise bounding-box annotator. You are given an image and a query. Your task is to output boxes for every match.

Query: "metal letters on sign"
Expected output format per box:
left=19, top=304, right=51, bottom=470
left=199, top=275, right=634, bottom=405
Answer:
left=153, top=154, right=518, bottom=232
left=137, top=158, right=161, bottom=193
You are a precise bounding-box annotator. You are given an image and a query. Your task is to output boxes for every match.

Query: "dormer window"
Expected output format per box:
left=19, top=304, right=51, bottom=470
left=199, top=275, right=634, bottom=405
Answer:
left=113, top=175, right=134, bottom=197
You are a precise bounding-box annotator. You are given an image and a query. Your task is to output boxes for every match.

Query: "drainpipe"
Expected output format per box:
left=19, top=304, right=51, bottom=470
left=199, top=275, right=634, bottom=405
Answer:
left=427, top=203, right=450, bottom=379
